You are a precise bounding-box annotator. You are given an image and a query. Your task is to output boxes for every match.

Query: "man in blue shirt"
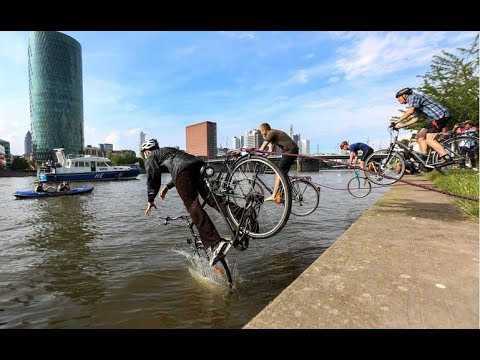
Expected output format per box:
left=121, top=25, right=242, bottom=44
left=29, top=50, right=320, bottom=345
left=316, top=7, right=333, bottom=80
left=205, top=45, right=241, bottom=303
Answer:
left=391, top=87, right=453, bottom=166
left=340, top=141, right=373, bottom=169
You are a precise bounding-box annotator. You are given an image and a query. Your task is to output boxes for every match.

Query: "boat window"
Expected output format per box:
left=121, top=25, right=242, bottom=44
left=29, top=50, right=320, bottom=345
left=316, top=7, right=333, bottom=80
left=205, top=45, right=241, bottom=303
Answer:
left=84, top=162, right=90, bottom=167
left=75, top=162, right=85, bottom=167
left=97, top=162, right=109, bottom=167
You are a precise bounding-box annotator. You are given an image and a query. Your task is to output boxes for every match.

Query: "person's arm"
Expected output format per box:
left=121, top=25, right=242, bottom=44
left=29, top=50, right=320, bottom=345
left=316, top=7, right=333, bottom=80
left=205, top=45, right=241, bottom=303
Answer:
left=392, top=107, right=415, bottom=127
left=145, top=156, right=162, bottom=216
left=259, top=140, right=269, bottom=152
left=349, top=152, right=357, bottom=167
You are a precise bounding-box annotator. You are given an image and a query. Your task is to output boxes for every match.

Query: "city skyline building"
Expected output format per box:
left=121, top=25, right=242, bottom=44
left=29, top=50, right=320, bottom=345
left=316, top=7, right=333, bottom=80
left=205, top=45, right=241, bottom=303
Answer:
left=0, top=139, right=11, bottom=169
left=186, top=121, right=217, bottom=159
left=139, top=131, right=146, bottom=157
left=28, top=31, right=84, bottom=162
left=245, top=129, right=263, bottom=149
left=24, top=130, right=32, bottom=156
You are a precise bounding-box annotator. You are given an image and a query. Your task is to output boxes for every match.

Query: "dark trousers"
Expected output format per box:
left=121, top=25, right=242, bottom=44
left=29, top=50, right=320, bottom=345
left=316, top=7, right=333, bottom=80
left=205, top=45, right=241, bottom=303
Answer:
left=175, top=164, right=230, bottom=249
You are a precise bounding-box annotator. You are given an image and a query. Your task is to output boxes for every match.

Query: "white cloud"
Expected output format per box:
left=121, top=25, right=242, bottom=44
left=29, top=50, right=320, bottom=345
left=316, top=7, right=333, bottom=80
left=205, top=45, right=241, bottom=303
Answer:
left=335, top=31, right=454, bottom=80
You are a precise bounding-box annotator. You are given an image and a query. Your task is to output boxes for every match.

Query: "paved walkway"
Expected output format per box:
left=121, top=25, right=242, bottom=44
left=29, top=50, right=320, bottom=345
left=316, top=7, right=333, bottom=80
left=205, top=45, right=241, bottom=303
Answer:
left=244, top=176, right=479, bottom=329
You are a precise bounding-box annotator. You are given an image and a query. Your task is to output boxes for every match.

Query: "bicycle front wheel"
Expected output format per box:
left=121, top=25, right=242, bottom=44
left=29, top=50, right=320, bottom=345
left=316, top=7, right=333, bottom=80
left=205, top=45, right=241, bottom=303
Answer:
left=290, top=179, right=320, bottom=216
left=364, top=150, right=405, bottom=185
left=347, top=176, right=372, bottom=198
left=225, top=155, right=292, bottom=239
left=192, top=247, right=233, bottom=289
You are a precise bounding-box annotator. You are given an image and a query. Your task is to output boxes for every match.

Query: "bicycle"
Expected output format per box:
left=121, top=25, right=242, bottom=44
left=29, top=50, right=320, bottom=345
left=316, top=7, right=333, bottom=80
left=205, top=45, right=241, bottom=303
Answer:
left=347, top=168, right=372, bottom=198
left=438, top=132, right=479, bottom=169
left=156, top=150, right=293, bottom=289
left=159, top=215, right=234, bottom=289
left=205, top=150, right=293, bottom=240
left=364, top=127, right=465, bottom=185
left=275, top=175, right=320, bottom=216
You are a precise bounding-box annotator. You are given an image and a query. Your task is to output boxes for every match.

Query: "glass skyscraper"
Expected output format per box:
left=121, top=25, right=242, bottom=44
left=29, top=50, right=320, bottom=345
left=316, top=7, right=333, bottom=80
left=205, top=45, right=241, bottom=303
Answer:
left=28, top=31, right=84, bottom=162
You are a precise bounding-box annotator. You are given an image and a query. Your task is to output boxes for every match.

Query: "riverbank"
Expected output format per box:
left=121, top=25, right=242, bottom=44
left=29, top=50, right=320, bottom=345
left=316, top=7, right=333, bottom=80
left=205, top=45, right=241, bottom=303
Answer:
left=0, top=170, right=36, bottom=177
left=244, top=175, right=479, bottom=328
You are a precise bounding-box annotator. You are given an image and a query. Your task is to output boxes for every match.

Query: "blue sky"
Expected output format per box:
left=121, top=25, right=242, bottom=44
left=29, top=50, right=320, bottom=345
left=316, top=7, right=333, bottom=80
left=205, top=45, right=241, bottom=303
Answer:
left=0, top=31, right=477, bottom=156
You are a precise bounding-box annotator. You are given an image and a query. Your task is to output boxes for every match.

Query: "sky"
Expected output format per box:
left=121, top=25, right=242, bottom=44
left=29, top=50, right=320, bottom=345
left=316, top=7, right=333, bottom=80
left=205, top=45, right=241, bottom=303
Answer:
left=0, top=31, right=477, bottom=157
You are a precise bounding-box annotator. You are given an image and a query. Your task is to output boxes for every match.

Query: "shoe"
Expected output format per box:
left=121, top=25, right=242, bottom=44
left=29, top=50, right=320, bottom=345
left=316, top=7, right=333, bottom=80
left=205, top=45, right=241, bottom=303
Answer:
left=264, top=195, right=275, bottom=202
left=208, top=239, right=230, bottom=267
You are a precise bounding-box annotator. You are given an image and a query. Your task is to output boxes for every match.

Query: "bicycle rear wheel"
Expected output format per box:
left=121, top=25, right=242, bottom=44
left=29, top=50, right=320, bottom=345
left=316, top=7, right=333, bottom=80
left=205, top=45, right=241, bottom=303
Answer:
left=290, top=179, right=320, bottom=216
left=364, top=150, right=405, bottom=185
left=347, top=176, right=372, bottom=198
left=225, top=155, right=292, bottom=239
left=435, top=136, right=477, bottom=169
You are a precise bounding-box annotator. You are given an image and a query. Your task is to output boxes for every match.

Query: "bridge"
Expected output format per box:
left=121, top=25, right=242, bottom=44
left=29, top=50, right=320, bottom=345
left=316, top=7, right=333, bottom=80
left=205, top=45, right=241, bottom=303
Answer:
left=207, top=154, right=350, bottom=172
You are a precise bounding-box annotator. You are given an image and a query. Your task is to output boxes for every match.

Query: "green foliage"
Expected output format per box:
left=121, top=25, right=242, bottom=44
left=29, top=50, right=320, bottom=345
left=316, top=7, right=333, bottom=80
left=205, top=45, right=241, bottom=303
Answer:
left=424, top=169, right=479, bottom=218
left=399, top=34, right=479, bottom=131
left=107, top=152, right=141, bottom=166
left=10, top=157, right=31, bottom=170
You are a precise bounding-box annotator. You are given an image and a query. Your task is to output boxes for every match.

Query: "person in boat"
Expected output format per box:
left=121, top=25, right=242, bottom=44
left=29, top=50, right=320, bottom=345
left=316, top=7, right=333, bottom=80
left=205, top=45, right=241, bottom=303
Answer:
left=57, top=181, right=70, bottom=191
left=35, top=182, right=53, bottom=192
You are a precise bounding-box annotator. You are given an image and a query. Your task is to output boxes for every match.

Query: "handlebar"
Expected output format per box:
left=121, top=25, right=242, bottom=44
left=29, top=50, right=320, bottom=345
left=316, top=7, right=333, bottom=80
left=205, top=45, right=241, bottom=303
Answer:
left=158, top=215, right=190, bottom=225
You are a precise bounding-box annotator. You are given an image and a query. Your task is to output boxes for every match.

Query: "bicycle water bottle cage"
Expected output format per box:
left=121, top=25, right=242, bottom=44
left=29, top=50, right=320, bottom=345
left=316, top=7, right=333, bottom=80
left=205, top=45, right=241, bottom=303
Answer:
left=200, top=165, right=215, bottom=178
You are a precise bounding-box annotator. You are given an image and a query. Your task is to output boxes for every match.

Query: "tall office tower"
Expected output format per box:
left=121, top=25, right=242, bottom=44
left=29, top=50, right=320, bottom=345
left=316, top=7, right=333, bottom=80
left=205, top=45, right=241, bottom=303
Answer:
left=24, top=130, right=32, bottom=156
left=240, top=135, right=245, bottom=149
left=245, top=129, right=263, bottom=149
left=299, top=139, right=310, bottom=155
left=139, top=131, right=146, bottom=156
left=293, top=133, right=301, bottom=146
left=186, top=121, right=217, bottom=159
left=28, top=31, right=84, bottom=162
left=290, top=124, right=293, bottom=139
left=232, top=136, right=241, bottom=150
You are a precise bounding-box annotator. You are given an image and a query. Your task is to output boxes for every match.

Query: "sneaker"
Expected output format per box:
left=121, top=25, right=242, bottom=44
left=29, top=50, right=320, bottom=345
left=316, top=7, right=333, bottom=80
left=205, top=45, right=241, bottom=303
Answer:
left=208, top=239, right=230, bottom=267
left=264, top=194, right=275, bottom=202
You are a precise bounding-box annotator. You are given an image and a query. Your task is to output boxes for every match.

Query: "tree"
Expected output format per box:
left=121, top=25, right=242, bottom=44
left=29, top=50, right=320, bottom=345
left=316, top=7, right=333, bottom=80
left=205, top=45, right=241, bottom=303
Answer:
left=417, top=34, right=479, bottom=128
left=10, top=157, right=31, bottom=171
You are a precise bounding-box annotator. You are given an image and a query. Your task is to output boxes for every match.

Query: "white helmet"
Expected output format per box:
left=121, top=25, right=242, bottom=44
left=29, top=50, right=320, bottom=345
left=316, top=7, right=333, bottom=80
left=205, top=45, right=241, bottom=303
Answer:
left=141, top=139, right=159, bottom=151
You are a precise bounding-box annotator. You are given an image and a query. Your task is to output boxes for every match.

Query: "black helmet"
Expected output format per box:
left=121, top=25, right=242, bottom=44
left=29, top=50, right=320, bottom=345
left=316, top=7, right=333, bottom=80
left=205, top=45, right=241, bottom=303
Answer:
left=396, top=87, right=412, bottom=98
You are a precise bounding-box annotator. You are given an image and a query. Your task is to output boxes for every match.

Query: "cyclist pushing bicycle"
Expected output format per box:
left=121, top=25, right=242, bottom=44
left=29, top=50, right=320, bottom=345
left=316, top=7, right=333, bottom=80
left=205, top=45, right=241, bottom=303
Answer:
left=390, top=87, right=454, bottom=167
left=142, top=139, right=247, bottom=267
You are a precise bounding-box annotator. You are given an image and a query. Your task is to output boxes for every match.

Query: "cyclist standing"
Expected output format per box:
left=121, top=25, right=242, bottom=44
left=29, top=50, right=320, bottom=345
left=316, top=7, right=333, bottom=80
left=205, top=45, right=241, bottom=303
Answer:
left=258, top=123, right=299, bottom=202
left=142, top=139, right=230, bottom=266
left=391, top=87, right=454, bottom=166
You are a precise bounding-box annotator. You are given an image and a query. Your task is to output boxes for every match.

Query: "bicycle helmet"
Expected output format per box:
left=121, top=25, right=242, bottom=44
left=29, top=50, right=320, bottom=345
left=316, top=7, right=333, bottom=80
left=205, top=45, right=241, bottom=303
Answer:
left=395, top=87, right=413, bottom=98
left=141, top=139, right=159, bottom=151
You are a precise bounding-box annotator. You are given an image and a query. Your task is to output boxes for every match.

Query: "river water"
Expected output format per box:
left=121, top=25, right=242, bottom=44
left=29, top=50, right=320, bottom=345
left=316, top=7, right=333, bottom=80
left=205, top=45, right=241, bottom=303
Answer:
left=0, top=170, right=389, bottom=328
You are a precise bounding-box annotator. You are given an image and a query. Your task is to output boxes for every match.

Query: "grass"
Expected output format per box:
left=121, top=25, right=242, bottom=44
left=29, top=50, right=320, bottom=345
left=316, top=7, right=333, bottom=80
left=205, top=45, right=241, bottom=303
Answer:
left=424, top=169, right=479, bottom=218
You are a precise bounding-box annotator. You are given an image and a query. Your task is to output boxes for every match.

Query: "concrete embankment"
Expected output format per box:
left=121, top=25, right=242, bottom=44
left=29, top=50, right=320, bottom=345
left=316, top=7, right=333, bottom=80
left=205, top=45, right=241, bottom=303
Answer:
left=244, top=176, right=479, bottom=329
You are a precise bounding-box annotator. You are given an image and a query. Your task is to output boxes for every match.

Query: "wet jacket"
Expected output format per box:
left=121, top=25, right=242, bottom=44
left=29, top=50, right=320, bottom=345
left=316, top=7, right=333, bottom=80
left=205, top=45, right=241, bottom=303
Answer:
left=145, top=147, right=205, bottom=203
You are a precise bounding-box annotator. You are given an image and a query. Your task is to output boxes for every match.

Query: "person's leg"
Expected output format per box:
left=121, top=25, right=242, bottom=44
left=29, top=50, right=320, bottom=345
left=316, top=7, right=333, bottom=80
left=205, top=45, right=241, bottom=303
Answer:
left=266, top=152, right=296, bottom=200
left=416, top=128, right=428, bottom=154
left=175, top=167, right=221, bottom=249
left=425, top=118, right=450, bottom=159
left=360, top=148, right=373, bottom=169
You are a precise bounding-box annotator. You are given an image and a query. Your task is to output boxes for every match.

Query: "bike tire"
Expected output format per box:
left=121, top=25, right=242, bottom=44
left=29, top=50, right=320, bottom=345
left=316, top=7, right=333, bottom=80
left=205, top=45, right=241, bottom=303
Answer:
left=290, top=179, right=320, bottom=216
left=364, top=150, right=405, bottom=185
left=225, top=155, right=292, bottom=239
left=193, top=247, right=233, bottom=289
left=347, top=176, right=372, bottom=198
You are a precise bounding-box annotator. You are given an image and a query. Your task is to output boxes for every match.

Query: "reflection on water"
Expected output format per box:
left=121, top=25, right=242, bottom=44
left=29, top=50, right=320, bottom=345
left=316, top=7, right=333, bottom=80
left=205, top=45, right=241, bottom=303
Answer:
left=0, top=171, right=390, bottom=328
